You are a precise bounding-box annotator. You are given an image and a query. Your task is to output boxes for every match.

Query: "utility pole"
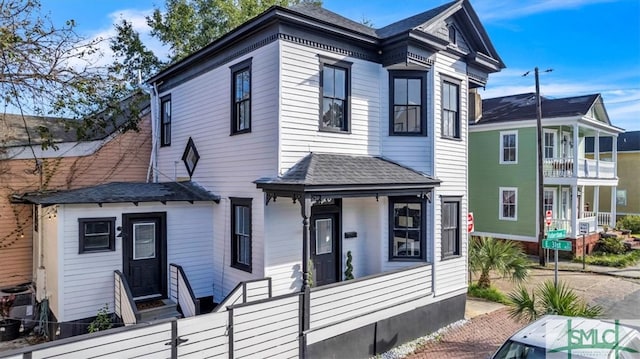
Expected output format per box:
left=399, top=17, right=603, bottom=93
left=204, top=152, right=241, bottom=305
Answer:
left=535, top=67, right=545, bottom=266
left=524, top=67, right=552, bottom=266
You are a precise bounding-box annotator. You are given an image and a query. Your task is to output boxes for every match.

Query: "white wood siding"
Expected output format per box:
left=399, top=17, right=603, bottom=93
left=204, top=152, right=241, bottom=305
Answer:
left=58, top=202, right=214, bottom=321
left=341, top=197, right=380, bottom=278
left=432, top=52, right=471, bottom=295
left=177, top=311, right=229, bottom=358
left=41, top=205, right=61, bottom=320
left=155, top=42, right=280, bottom=303
left=279, top=41, right=382, bottom=172
left=264, top=200, right=303, bottom=296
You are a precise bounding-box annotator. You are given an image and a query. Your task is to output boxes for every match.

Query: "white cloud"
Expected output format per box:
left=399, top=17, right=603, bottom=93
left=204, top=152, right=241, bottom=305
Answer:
left=472, top=0, right=618, bottom=21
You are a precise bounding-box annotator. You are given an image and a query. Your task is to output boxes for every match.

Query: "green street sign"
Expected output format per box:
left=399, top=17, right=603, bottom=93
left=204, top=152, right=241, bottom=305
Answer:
left=547, top=229, right=567, bottom=240
left=543, top=239, right=572, bottom=251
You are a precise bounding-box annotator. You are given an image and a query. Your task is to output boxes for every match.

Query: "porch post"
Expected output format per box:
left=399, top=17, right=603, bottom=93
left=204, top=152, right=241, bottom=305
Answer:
left=300, top=196, right=311, bottom=290
left=613, top=135, right=618, bottom=178
left=573, top=124, right=579, bottom=178
left=571, top=185, right=578, bottom=236
left=594, top=186, right=600, bottom=229
left=610, top=187, right=617, bottom=228
left=595, top=131, right=600, bottom=178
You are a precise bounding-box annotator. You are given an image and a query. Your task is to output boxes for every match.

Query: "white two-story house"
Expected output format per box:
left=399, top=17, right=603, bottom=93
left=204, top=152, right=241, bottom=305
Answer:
left=15, top=0, right=504, bottom=344
left=148, top=0, right=503, bottom=313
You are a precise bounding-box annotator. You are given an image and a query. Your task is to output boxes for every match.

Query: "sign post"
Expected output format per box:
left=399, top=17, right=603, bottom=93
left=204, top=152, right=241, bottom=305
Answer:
left=544, top=210, right=552, bottom=265
left=543, top=229, right=569, bottom=287
left=580, top=222, right=590, bottom=270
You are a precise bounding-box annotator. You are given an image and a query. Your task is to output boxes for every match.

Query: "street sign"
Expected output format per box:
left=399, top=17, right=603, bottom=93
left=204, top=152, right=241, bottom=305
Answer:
left=467, top=212, right=474, bottom=233
left=547, top=229, right=567, bottom=240
left=543, top=239, right=572, bottom=251
left=579, top=222, right=590, bottom=234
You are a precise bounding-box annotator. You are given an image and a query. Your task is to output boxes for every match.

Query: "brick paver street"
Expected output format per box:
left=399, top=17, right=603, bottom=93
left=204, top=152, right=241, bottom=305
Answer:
left=407, top=308, right=526, bottom=359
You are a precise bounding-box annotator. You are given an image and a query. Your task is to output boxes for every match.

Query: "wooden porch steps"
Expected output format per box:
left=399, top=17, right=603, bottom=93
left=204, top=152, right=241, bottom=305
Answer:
left=137, top=299, right=182, bottom=322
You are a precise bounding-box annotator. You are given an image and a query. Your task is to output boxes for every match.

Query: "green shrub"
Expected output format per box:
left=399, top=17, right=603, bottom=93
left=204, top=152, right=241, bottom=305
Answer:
left=594, top=236, right=626, bottom=254
left=573, top=250, right=640, bottom=267
left=88, top=304, right=113, bottom=333
left=468, top=283, right=510, bottom=305
left=617, top=215, right=640, bottom=234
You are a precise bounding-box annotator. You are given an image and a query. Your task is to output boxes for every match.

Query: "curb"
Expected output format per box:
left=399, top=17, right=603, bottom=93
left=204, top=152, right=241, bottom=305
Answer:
left=531, top=264, right=640, bottom=280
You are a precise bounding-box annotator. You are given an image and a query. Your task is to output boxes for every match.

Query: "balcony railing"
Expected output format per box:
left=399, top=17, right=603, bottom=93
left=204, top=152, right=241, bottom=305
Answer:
left=543, top=158, right=615, bottom=179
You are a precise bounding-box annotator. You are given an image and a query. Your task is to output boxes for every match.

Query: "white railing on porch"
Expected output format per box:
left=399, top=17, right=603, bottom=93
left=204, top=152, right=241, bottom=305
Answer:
left=114, top=271, right=139, bottom=326
left=212, top=277, right=272, bottom=312
left=584, top=211, right=612, bottom=227
left=4, top=265, right=436, bottom=359
left=547, top=216, right=598, bottom=237
left=543, top=158, right=615, bottom=179
left=169, top=263, right=200, bottom=318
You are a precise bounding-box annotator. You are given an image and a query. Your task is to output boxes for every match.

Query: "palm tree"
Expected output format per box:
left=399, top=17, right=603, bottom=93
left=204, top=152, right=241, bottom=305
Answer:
left=508, top=281, right=603, bottom=322
left=468, top=236, right=529, bottom=289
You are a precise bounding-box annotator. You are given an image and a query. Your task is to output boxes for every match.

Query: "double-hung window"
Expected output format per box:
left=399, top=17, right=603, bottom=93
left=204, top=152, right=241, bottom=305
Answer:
left=389, top=71, right=427, bottom=136
left=500, top=130, right=518, bottom=163
left=319, top=56, right=351, bottom=132
left=231, top=198, right=252, bottom=272
left=544, top=131, right=555, bottom=159
left=78, top=217, right=116, bottom=253
left=160, top=95, right=171, bottom=146
left=442, top=80, right=460, bottom=139
left=231, top=58, right=252, bottom=135
left=442, top=197, right=461, bottom=259
left=389, top=197, right=425, bottom=260
left=499, top=187, right=517, bottom=220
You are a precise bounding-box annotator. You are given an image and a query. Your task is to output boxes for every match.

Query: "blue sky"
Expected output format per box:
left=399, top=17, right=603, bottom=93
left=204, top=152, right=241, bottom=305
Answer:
left=40, top=0, right=640, bottom=130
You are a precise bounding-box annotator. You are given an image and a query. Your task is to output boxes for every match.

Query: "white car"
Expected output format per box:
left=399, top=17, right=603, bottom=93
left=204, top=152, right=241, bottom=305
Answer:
left=492, top=315, right=640, bottom=359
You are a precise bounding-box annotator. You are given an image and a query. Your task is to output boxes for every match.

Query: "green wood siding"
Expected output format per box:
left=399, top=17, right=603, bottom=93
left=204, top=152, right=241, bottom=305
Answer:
left=469, top=128, right=537, bottom=237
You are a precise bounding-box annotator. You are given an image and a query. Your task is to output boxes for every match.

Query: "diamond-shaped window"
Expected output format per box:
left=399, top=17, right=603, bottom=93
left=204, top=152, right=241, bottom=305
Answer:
left=181, top=137, right=200, bottom=177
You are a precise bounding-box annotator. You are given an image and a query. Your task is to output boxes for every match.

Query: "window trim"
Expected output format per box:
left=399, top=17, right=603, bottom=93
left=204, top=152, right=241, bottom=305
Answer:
left=617, top=189, right=627, bottom=206
left=160, top=95, right=171, bottom=147
left=499, top=130, right=518, bottom=164
left=499, top=187, right=518, bottom=221
left=230, top=197, right=252, bottom=272
left=388, top=196, right=427, bottom=261
left=441, top=196, right=462, bottom=260
left=389, top=70, right=428, bottom=136
left=441, top=78, right=461, bottom=140
left=543, top=129, right=557, bottom=159
left=543, top=187, right=557, bottom=216
left=78, top=217, right=116, bottom=254
left=230, top=58, right=252, bottom=136
left=318, top=55, right=352, bottom=133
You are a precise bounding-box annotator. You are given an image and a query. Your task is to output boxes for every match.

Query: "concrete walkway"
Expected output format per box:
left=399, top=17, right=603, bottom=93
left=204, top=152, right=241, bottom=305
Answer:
left=538, top=257, right=640, bottom=279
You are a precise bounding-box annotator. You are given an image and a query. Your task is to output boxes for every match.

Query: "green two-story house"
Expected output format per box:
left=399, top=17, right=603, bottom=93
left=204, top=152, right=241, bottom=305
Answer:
left=469, top=93, right=624, bottom=255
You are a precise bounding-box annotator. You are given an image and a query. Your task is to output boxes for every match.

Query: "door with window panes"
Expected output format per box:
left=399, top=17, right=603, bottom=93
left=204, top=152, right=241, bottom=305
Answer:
left=122, top=213, right=166, bottom=299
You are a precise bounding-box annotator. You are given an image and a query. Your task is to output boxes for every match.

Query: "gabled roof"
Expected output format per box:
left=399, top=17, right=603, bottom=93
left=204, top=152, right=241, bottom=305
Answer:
left=288, top=3, right=378, bottom=38
left=586, top=131, right=640, bottom=153
left=1, top=94, right=150, bottom=148
left=255, top=153, right=440, bottom=195
left=13, top=181, right=220, bottom=207
left=475, top=93, right=606, bottom=125
left=375, top=1, right=457, bottom=38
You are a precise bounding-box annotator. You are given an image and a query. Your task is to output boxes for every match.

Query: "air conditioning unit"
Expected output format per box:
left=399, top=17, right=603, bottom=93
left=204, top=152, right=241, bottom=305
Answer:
left=1, top=284, right=35, bottom=329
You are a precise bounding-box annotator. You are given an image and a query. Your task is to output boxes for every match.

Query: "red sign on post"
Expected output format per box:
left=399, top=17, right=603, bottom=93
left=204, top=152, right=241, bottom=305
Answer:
left=545, top=210, right=552, bottom=226
left=467, top=212, right=474, bottom=233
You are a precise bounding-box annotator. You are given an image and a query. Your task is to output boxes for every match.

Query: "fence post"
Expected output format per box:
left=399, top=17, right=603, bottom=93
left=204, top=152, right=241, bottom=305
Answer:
left=228, top=308, right=234, bottom=359
left=299, top=288, right=310, bottom=358
left=171, top=320, right=178, bottom=359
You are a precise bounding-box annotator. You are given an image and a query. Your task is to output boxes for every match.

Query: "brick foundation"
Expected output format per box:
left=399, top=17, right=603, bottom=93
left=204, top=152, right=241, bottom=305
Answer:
left=504, top=232, right=601, bottom=259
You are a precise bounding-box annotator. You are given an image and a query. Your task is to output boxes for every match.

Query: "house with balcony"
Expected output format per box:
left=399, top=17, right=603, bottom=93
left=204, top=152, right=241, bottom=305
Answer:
left=9, top=0, right=505, bottom=352
left=585, top=130, right=640, bottom=219
left=469, top=93, right=623, bottom=255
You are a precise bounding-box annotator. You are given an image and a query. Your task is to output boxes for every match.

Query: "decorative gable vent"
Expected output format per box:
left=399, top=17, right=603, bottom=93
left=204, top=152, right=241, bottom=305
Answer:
left=182, top=137, right=200, bottom=178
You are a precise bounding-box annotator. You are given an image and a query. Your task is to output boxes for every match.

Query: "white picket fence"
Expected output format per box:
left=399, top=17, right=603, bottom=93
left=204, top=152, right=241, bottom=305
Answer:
left=1, top=264, right=433, bottom=359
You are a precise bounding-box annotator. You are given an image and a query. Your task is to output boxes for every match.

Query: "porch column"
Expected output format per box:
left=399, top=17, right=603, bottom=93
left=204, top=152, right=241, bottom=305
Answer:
left=594, top=186, right=600, bottom=229
left=613, top=135, right=618, bottom=178
left=573, top=124, right=579, bottom=178
left=572, top=185, right=579, bottom=236
left=595, top=131, right=600, bottom=178
left=610, top=187, right=617, bottom=228
left=300, top=197, right=311, bottom=290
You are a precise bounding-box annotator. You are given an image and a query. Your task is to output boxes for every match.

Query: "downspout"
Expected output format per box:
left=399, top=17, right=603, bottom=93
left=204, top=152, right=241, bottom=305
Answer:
left=140, top=78, right=160, bottom=183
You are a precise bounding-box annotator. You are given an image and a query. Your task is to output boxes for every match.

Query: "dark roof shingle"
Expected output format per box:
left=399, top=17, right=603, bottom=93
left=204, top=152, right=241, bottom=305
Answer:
left=255, top=153, right=439, bottom=187
left=14, top=181, right=219, bottom=206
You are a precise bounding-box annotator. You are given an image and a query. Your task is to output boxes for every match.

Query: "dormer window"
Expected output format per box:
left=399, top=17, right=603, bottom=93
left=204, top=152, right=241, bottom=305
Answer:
left=448, top=25, right=456, bottom=45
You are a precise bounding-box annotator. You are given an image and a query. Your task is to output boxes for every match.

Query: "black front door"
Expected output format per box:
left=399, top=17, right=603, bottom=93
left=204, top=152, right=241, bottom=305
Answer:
left=122, top=212, right=167, bottom=299
left=310, top=202, right=340, bottom=286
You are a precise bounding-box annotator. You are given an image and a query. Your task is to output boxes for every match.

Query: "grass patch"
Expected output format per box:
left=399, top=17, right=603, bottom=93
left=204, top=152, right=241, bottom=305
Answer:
left=572, top=250, right=640, bottom=267
left=468, top=283, right=510, bottom=304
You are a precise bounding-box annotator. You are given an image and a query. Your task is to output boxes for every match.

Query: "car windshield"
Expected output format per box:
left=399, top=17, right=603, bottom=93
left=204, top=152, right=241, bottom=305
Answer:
left=492, top=340, right=546, bottom=359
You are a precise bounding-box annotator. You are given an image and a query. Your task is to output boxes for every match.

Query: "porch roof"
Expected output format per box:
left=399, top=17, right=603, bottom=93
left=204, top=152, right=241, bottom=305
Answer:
left=13, top=181, right=220, bottom=207
left=254, top=153, right=440, bottom=198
